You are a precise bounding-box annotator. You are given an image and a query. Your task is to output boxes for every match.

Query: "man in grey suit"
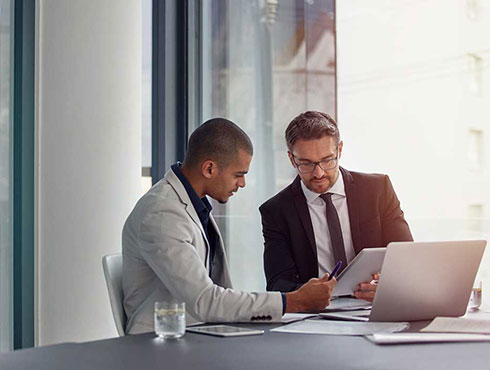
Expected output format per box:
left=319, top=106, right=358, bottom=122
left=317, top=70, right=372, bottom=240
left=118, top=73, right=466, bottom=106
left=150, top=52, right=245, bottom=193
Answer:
left=122, top=118, right=337, bottom=335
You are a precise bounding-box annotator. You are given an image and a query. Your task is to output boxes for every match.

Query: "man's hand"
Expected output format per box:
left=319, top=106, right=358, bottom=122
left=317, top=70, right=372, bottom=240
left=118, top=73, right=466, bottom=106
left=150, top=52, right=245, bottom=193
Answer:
left=353, top=273, right=380, bottom=302
left=285, top=273, right=337, bottom=313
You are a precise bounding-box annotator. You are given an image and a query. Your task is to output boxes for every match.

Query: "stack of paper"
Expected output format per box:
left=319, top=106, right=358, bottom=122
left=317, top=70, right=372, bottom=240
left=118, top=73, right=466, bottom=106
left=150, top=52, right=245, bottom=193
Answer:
left=365, top=316, right=490, bottom=345
left=325, top=297, right=372, bottom=312
left=271, top=319, right=408, bottom=336
left=281, top=313, right=318, bottom=324
left=421, top=316, right=490, bottom=334
left=367, top=332, right=490, bottom=345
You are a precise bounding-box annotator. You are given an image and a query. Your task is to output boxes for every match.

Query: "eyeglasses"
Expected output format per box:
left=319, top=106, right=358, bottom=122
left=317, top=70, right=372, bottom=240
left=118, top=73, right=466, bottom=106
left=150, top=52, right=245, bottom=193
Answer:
left=291, top=152, right=338, bottom=174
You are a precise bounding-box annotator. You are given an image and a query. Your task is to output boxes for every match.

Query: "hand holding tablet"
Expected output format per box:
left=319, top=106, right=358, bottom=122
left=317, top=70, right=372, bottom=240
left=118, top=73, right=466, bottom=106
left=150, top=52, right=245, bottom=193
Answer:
left=354, top=272, right=380, bottom=302
left=333, top=248, right=386, bottom=297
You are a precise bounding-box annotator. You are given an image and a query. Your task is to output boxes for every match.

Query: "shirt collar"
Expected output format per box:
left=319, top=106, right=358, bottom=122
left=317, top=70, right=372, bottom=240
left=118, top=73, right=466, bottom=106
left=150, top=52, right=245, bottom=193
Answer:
left=171, top=162, right=213, bottom=216
left=300, top=171, right=346, bottom=204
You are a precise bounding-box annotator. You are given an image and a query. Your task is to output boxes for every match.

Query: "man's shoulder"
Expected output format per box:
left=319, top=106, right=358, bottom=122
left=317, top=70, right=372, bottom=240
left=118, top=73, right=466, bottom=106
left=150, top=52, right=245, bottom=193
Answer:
left=342, top=168, right=389, bottom=186
left=142, top=178, right=181, bottom=206
left=128, top=177, right=187, bottom=223
left=341, top=168, right=394, bottom=199
left=123, top=176, right=194, bottom=246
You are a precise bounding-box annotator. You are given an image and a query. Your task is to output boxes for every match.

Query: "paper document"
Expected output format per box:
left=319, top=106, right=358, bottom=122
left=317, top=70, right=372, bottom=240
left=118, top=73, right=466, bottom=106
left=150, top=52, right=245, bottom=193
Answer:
left=325, top=297, right=372, bottom=312
left=421, top=317, right=490, bottom=334
left=367, top=332, right=490, bottom=345
left=271, top=319, right=408, bottom=336
left=319, top=310, right=371, bottom=322
left=281, top=313, right=318, bottom=323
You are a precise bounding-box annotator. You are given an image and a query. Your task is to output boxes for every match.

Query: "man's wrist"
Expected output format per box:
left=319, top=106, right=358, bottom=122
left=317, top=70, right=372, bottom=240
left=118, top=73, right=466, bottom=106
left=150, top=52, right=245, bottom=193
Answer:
left=285, top=290, right=305, bottom=313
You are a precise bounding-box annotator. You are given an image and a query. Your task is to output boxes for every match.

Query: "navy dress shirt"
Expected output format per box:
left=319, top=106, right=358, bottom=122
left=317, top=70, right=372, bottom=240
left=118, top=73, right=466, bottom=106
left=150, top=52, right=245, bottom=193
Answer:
left=171, top=163, right=216, bottom=275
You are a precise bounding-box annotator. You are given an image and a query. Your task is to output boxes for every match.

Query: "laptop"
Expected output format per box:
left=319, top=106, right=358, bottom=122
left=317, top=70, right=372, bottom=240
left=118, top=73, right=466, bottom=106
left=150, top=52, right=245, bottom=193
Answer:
left=320, top=240, right=486, bottom=322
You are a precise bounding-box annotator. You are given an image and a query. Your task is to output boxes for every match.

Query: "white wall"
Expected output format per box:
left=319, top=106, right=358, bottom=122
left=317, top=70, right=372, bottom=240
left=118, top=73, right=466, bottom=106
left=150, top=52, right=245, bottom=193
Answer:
left=37, top=0, right=142, bottom=345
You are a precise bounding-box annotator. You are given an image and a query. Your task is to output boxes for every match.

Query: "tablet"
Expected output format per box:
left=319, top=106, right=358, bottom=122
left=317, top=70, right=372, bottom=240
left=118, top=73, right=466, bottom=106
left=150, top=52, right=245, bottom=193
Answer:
left=333, top=247, right=386, bottom=297
left=186, top=325, right=265, bottom=337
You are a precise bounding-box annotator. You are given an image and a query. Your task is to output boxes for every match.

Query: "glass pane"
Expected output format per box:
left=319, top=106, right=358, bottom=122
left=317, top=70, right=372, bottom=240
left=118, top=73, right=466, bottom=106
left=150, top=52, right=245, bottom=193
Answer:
left=199, top=0, right=336, bottom=291
left=142, top=0, right=152, bottom=193
left=0, top=0, right=13, bottom=352
left=336, top=1, right=490, bottom=298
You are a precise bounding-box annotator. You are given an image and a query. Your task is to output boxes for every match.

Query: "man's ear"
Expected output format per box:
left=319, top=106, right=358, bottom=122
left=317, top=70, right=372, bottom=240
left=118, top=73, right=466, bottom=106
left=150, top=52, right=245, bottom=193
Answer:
left=338, top=140, right=343, bottom=159
left=287, top=151, right=297, bottom=169
left=201, top=160, right=217, bottom=179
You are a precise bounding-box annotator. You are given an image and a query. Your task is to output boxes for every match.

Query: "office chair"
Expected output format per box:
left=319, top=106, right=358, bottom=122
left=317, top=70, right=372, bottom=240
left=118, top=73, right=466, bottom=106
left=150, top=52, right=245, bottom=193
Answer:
left=102, top=253, right=127, bottom=337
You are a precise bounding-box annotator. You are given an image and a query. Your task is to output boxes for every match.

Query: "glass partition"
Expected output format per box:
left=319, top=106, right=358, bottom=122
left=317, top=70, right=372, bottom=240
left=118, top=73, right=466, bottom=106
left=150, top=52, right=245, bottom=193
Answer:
left=142, top=0, right=152, bottom=193
left=0, top=0, right=13, bottom=352
left=196, top=0, right=336, bottom=291
left=336, top=1, right=490, bottom=303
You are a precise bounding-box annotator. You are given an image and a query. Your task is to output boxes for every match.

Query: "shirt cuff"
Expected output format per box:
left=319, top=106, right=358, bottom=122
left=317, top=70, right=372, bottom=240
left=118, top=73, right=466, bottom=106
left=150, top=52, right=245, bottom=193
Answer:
left=281, top=293, right=287, bottom=315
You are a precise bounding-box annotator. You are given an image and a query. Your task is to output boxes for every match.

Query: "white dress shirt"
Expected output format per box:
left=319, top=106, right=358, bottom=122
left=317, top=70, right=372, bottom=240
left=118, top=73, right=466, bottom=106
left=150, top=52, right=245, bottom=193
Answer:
left=300, top=174, right=355, bottom=276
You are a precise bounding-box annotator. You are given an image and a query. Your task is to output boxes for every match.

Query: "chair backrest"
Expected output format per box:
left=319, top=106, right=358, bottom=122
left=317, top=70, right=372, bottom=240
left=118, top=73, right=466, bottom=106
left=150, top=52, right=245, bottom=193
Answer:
left=102, top=253, right=126, bottom=336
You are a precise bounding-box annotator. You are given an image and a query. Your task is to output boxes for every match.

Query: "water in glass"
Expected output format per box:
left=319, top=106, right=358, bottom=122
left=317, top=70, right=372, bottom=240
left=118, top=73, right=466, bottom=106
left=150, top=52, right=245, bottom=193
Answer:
left=469, top=281, right=482, bottom=311
left=154, top=302, right=186, bottom=339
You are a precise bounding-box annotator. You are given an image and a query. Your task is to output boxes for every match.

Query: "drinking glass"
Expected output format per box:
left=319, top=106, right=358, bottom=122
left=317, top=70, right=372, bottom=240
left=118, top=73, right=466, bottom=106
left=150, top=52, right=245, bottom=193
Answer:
left=154, top=301, right=186, bottom=339
left=469, top=280, right=482, bottom=311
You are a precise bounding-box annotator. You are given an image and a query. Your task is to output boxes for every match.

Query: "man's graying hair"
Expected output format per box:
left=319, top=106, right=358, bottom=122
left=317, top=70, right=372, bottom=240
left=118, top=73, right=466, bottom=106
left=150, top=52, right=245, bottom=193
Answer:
left=183, top=118, right=253, bottom=168
left=285, top=111, right=340, bottom=151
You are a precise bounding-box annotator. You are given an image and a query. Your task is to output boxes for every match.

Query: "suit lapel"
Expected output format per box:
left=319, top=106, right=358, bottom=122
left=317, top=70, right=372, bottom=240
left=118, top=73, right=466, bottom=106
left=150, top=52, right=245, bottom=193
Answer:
left=164, top=169, right=211, bottom=254
left=290, top=176, right=317, bottom=258
left=208, top=215, right=233, bottom=288
left=341, top=167, right=361, bottom=254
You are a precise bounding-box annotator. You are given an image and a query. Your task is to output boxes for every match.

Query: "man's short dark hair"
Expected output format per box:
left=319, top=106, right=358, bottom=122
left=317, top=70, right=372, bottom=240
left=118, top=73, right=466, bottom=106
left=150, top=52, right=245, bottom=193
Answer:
left=285, top=111, right=340, bottom=151
left=183, top=118, right=253, bottom=168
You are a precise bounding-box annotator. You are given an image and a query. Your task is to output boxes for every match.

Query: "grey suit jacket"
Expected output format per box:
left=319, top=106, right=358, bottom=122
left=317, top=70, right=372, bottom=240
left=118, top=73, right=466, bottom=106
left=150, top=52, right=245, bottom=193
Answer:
left=122, top=168, right=282, bottom=334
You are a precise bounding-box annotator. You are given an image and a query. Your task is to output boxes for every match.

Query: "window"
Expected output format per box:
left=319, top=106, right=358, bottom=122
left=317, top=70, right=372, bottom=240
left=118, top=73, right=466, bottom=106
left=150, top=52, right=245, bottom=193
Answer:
left=336, top=1, right=490, bottom=292
left=0, top=0, right=13, bottom=352
left=468, top=204, right=484, bottom=233
left=468, top=53, right=483, bottom=95
left=142, top=0, right=152, bottom=194
left=468, top=128, right=483, bottom=171
left=194, top=0, right=336, bottom=291
left=466, top=0, right=480, bottom=20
